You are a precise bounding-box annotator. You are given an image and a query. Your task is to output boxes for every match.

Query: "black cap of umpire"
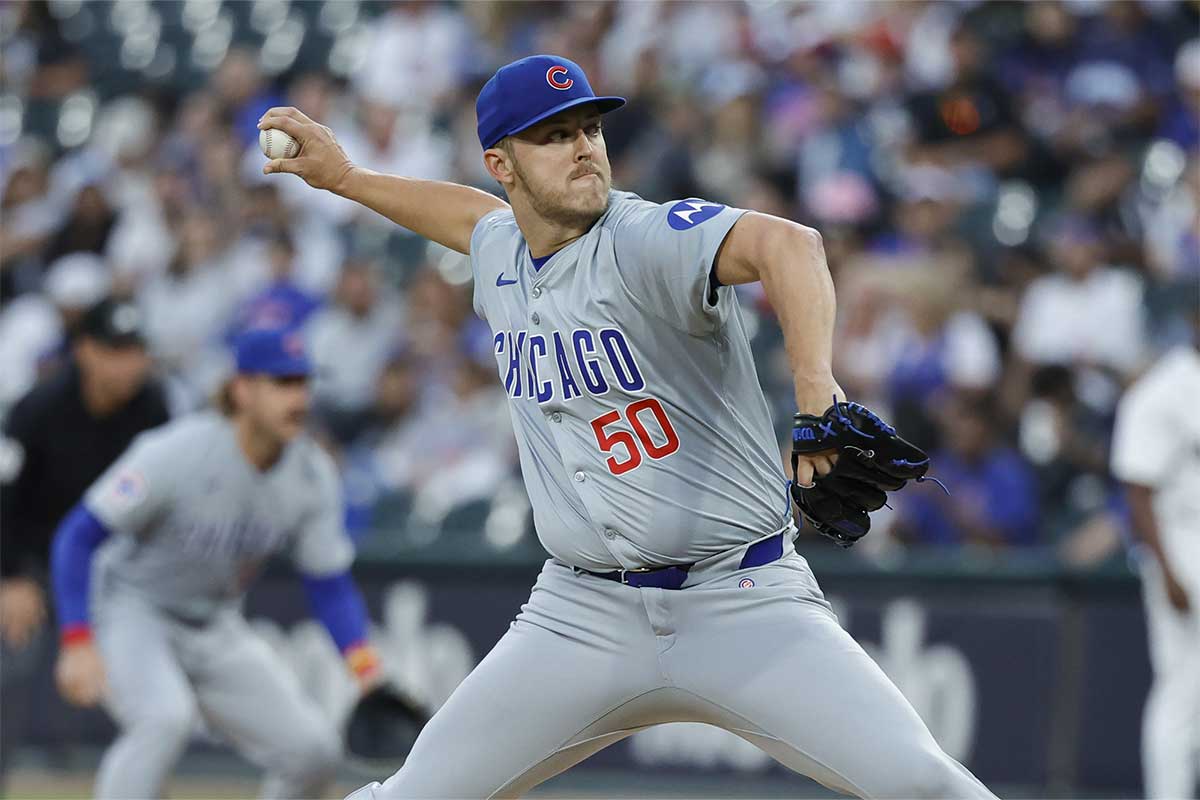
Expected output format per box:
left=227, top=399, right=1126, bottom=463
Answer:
left=78, top=299, right=146, bottom=348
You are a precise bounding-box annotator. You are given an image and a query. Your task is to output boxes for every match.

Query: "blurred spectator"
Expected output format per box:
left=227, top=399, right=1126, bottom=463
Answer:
left=0, top=142, right=57, bottom=296
left=227, top=231, right=321, bottom=336
left=340, top=99, right=455, bottom=185
left=1020, top=365, right=1123, bottom=567
left=834, top=257, right=999, bottom=447
left=138, top=209, right=240, bottom=410
left=1, top=0, right=88, bottom=101
left=41, top=181, right=117, bottom=264
left=1159, top=39, right=1200, bottom=150
left=998, top=2, right=1081, bottom=135
left=371, top=325, right=513, bottom=529
left=0, top=253, right=111, bottom=409
left=212, top=47, right=284, bottom=148
left=353, top=1, right=471, bottom=113
left=1143, top=155, right=1200, bottom=290
left=892, top=394, right=1039, bottom=549
left=105, top=163, right=190, bottom=290
left=885, top=269, right=1001, bottom=449
left=306, top=259, right=405, bottom=442
left=905, top=23, right=1028, bottom=185
left=1012, top=217, right=1146, bottom=379
left=401, top=267, right=475, bottom=365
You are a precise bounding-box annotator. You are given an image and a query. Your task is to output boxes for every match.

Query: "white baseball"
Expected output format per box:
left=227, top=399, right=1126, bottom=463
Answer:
left=259, top=128, right=300, bottom=160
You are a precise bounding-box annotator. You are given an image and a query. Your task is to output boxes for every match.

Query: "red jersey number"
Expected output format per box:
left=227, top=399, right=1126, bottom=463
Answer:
left=589, top=398, right=681, bottom=476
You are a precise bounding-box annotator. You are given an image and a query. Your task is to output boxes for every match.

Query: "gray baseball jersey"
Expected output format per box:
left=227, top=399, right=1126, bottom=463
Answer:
left=471, top=191, right=789, bottom=571
left=85, top=411, right=353, bottom=621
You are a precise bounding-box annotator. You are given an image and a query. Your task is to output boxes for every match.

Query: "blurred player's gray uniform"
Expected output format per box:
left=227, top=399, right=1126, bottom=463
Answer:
left=353, top=192, right=995, bottom=799
left=1111, top=345, right=1200, bottom=799
left=86, top=411, right=351, bottom=799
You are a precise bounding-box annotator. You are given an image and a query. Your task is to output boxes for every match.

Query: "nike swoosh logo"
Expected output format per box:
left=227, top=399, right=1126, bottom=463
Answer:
left=496, top=274, right=518, bottom=286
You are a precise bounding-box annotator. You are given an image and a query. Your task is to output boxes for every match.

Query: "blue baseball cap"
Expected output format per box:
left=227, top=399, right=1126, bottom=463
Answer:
left=476, top=55, right=625, bottom=150
left=234, top=328, right=311, bottom=377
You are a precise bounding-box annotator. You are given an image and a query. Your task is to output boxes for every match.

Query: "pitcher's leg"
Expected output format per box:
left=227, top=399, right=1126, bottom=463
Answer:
left=348, top=562, right=662, bottom=800
left=671, top=556, right=996, bottom=799
left=93, top=598, right=197, bottom=799
left=189, top=617, right=341, bottom=800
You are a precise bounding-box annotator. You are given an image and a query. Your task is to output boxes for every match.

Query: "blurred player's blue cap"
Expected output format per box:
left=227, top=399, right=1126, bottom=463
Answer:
left=476, top=54, right=625, bottom=150
left=234, top=328, right=311, bottom=377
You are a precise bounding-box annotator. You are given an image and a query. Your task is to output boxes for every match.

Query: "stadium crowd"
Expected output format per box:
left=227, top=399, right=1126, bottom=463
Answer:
left=1, top=0, right=1197, bottom=565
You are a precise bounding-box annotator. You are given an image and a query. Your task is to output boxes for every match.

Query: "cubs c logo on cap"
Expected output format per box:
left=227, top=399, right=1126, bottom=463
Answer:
left=546, top=66, right=573, bottom=90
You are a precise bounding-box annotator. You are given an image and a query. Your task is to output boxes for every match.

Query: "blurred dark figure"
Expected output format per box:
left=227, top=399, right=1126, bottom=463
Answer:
left=0, top=146, right=55, bottom=297
left=7, top=0, right=88, bottom=101
left=362, top=347, right=423, bottom=445
left=1020, top=365, right=1114, bottom=539
left=1159, top=39, right=1200, bottom=150
left=906, top=23, right=1029, bottom=178
left=893, top=393, right=1038, bottom=549
left=212, top=47, right=284, bottom=147
left=306, top=259, right=404, bottom=443
left=42, top=183, right=118, bottom=264
left=0, top=298, right=169, bottom=787
left=338, top=347, right=425, bottom=536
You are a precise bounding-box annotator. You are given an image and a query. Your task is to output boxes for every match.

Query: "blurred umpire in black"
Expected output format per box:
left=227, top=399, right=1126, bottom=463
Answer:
left=0, top=298, right=169, bottom=787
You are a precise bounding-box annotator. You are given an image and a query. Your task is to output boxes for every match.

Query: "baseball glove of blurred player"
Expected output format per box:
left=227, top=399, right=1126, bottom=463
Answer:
left=344, top=685, right=429, bottom=770
left=791, top=399, right=936, bottom=547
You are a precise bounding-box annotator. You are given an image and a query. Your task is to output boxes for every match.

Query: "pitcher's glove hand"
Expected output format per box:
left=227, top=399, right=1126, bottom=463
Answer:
left=791, top=400, right=935, bottom=547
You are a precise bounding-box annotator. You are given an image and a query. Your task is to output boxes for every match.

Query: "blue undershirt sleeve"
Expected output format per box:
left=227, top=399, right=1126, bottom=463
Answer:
left=300, top=571, right=369, bottom=653
left=50, top=505, right=112, bottom=631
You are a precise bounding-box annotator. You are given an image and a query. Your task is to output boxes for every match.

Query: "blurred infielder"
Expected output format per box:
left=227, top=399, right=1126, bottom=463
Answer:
left=50, top=328, right=383, bottom=799
left=261, top=55, right=996, bottom=798
left=1112, top=334, right=1200, bottom=800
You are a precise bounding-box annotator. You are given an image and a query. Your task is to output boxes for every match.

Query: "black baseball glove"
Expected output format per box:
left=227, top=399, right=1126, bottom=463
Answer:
left=344, top=685, right=429, bottom=771
left=790, top=399, right=935, bottom=547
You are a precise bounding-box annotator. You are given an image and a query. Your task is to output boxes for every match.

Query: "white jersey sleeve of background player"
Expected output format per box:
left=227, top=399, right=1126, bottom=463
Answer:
left=608, top=196, right=749, bottom=336
left=1111, top=346, right=1200, bottom=583
left=85, top=425, right=180, bottom=537
left=290, top=440, right=355, bottom=577
left=1111, top=348, right=1190, bottom=488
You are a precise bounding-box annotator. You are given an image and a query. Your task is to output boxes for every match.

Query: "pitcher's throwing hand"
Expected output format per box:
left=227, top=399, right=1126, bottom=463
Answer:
left=258, top=107, right=355, bottom=192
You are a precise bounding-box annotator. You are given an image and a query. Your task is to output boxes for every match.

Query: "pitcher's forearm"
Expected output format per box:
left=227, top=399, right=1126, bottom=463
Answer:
left=756, top=225, right=842, bottom=413
left=716, top=213, right=842, bottom=414
left=336, top=168, right=509, bottom=255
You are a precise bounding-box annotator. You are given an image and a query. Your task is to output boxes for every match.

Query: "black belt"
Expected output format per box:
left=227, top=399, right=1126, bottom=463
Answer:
left=577, top=532, right=785, bottom=590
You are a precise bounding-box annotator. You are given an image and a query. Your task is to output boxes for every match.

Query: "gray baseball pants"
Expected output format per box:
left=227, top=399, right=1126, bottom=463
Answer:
left=347, top=536, right=997, bottom=799
left=92, top=590, right=341, bottom=799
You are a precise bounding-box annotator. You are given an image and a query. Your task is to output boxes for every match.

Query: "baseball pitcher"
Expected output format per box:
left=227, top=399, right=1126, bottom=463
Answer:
left=50, top=328, right=383, bottom=799
left=260, top=55, right=997, bottom=799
